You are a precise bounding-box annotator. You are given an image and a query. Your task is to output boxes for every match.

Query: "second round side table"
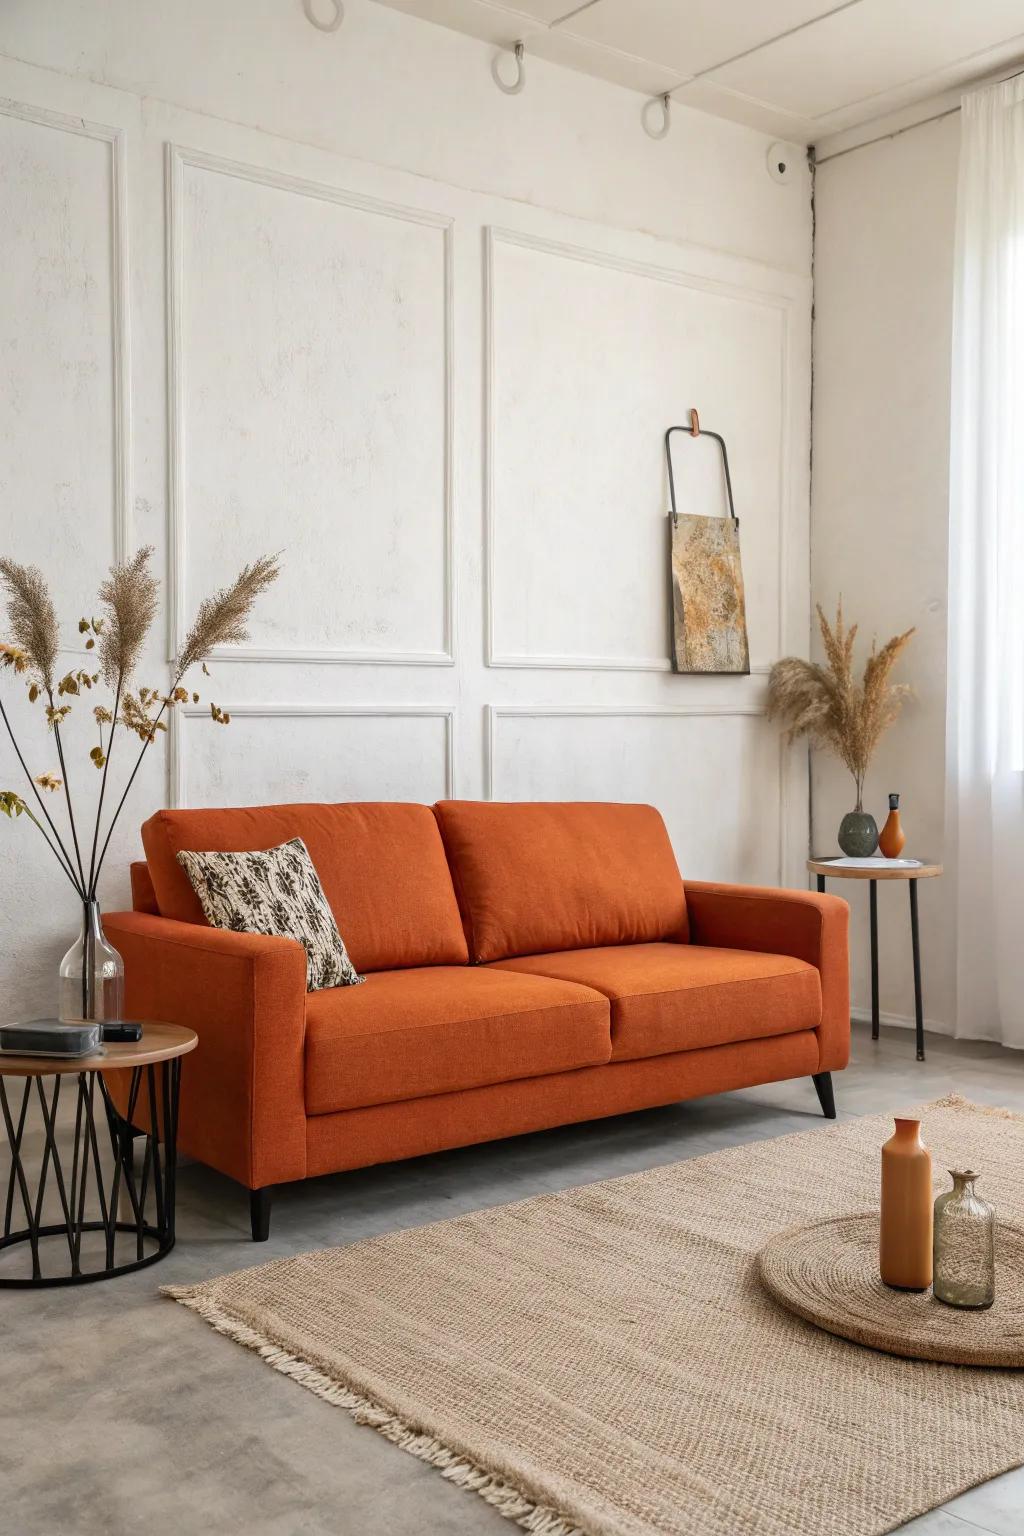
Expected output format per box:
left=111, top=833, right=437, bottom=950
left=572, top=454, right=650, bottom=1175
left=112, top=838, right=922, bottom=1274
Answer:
left=807, top=859, right=943, bottom=1062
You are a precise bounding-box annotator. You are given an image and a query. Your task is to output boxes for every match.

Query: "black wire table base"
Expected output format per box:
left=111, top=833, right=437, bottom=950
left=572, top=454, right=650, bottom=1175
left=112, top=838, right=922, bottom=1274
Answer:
left=0, top=1059, right=181, bottom=1287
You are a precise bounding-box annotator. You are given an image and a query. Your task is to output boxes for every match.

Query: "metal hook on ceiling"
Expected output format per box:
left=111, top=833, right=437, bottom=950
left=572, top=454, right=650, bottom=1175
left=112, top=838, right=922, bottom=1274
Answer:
left=642, top=92, right=671, bottom=140
left=302, top=0, right=344, bottom=34
left=492, top=41, right=526, bottom=96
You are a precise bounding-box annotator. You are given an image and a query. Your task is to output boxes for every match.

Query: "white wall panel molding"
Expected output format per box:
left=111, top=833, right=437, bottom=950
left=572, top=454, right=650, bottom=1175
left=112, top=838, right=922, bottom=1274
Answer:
left=0, top=25, right=813, bottom=1027
left=485, top=701, right=767, bottom=793
left=486, top=701, right=785, bottom=884
left=169, top=702, right=455, bottom=808
left=165, top=143, right=455, bottom=668
left=0, top=96, right=132, bottom=575
left=484, top=225, right=798, bottom=677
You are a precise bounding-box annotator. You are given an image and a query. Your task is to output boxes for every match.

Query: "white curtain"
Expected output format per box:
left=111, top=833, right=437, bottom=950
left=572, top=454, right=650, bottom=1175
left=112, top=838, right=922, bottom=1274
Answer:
left=947, top=73, right=1024, bottom=1046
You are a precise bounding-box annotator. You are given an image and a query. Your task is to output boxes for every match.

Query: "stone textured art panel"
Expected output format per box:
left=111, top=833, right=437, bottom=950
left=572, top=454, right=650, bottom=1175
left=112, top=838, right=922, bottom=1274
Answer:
left=671, top=513, right=750, bottom=674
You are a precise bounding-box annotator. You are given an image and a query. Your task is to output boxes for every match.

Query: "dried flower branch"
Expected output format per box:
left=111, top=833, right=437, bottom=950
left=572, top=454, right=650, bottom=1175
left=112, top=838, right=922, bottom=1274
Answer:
left=84, top=549, right=157, bottom=890
left=119, top=691, right=168, bottom=744
left=768, top=601, right=915, bottom=810
left=0, top=563, right=86, bottom=884
left=88, top=552, right=280, bottom=896
left=1, top=544, right=280, bottom=903
left=0, top=684, right=81, bottom=893
left=0, top=561, right=60, bottom=694
left=0, top=642, right=30, bottom=674
left=0, top=772, right=79, bottom=891
left=176, top=554, right=280, bottom=679
left=97, top=546, right=158, bottom=687
left=57, top=669, right=99, bottom=696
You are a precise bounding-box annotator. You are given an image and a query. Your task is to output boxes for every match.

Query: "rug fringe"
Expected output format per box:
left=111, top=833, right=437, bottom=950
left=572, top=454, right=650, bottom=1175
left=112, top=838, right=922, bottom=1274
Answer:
left=162, top=1285, right=587, bottom=1536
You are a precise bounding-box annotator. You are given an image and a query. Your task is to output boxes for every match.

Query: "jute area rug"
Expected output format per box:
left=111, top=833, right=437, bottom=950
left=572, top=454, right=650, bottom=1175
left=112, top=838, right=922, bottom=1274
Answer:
left=167, top=1097, right=1024, bottom=1536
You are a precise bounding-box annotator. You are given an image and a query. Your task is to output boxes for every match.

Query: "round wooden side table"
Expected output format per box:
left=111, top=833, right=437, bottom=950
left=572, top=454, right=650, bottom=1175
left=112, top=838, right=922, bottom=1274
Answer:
left=0, top=1022, right=197, bottom=1288
left=808, top=859, right=942, bottom=1062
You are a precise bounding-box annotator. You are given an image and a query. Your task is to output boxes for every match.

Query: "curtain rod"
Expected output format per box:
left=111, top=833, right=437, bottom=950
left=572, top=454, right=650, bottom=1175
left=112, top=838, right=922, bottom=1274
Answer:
left=816, top=61, right=1024, bottom=165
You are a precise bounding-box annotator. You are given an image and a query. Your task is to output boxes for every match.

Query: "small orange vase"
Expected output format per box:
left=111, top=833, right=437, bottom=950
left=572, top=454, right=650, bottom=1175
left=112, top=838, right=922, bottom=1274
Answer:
left=878, top=792, right=906, bottom=858
left=880, top=1117, right=933, bottom=1290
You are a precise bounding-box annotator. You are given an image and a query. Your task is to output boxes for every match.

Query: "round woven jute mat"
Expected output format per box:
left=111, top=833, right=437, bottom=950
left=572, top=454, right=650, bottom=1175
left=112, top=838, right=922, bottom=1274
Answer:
left=758, top=1212, right=1024, bottom=1367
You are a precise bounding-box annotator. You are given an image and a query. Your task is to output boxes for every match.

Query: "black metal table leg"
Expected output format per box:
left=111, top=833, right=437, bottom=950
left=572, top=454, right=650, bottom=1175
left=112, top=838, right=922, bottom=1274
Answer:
left=909, top=879, right=925, bottom=1061
left=869, top=879, right=879, bottom=1040
left=816, top=874, right=825, bottom=894
left=0, top=1057, right=183, bottom=1288
left=809, top=860, right=939, bottom=1063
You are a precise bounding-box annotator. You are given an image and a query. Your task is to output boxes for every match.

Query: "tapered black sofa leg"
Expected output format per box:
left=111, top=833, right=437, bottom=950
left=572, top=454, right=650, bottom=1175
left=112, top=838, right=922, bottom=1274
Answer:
left=812, top=1072, right=836, bottom=1120
left=250, top=1187, right=272, bottom=1242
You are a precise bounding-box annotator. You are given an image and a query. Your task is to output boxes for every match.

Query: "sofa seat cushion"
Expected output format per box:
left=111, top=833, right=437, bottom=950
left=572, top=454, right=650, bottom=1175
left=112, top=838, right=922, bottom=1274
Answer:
left=491, top=943, right=822, bottom=1061
left=305, top=966, right=611, bottom=1114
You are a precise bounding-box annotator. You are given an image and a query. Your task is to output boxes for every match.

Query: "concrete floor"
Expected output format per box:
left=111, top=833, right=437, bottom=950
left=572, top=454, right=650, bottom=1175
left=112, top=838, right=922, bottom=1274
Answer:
left=3, top=1020, right=1024, bottom=1536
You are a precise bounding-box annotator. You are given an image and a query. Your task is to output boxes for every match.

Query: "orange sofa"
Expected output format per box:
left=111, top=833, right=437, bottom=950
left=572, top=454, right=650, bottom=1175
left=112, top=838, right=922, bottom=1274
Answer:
left=105, top=800, right=850, bottom=1240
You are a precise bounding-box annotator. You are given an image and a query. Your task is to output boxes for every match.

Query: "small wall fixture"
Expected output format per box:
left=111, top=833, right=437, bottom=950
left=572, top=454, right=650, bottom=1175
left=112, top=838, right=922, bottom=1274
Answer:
left=642, top=93, right=671, bottom=141
left=492, top=40, right=526, bottom=95
left=767, top=141, right=798, bottom=185
left=302, top=0, right=344, bottom=33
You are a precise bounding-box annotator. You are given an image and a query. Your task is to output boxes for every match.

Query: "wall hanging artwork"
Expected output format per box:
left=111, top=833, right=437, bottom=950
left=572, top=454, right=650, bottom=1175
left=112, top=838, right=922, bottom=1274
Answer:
left=666, top=410, right=750, bottom=675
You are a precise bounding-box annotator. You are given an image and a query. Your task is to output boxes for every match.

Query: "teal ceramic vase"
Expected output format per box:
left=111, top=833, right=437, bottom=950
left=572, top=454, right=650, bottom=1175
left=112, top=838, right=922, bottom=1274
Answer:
left=837, top=809, right=879, bottom=857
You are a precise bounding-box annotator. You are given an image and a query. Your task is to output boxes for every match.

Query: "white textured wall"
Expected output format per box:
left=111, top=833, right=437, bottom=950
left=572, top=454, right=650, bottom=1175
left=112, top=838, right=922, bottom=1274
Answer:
left=0, top=0, right=811, bottom=1022
left=812, top=114, right=960, bottom=1037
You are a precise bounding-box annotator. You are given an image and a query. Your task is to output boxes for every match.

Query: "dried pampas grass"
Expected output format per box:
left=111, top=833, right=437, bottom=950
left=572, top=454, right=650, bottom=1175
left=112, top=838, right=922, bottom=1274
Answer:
left=1, top=540, right=280, bottom=902
left=176, top=554, right=280, bottom=679
left=97, top=545, right=159, bottom=687
left=0, top=560, right=60, bottom=694
left=768, top=601, right=914, bottom=809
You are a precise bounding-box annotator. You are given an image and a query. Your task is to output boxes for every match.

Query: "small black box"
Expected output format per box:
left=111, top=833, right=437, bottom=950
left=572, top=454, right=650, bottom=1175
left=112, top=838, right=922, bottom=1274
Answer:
left=101, top=1021, right=143, bottom=1043
left=0, top=1018, right=102, bottom=1058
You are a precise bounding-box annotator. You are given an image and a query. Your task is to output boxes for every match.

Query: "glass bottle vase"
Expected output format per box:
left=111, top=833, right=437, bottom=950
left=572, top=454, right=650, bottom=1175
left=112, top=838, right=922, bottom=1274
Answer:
left=933, top=1170, right=995, bottom=1309
left=58, top=900, right=125, bottom=1023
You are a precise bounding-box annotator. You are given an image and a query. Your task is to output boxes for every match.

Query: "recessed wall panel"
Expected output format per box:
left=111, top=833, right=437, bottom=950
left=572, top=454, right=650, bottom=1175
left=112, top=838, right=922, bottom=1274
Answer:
left=176, top=707, right=452, bottom=807
left=489, top=708, right=781, bottom=884
left=174, top=153, right=451, bottom=661
left=488, top=232, right=786, bottom=670
left=1, top=108, right=123, bottom=615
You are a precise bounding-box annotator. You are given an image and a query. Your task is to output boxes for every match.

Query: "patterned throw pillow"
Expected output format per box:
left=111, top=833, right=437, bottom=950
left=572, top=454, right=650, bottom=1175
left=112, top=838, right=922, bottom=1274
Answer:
left=176, top=838, right=364, bottom=992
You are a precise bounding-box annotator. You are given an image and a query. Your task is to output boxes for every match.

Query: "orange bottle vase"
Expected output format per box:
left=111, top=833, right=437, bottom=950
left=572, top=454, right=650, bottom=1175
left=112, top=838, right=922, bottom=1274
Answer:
left=880, top=1117, right=933, bottom=1290
left=878, top=792, right=906, bottom=858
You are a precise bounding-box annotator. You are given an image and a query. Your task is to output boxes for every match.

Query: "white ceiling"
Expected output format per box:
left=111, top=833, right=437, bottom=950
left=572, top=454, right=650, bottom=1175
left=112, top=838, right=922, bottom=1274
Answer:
left=373, top=0, right=1024, bottom=148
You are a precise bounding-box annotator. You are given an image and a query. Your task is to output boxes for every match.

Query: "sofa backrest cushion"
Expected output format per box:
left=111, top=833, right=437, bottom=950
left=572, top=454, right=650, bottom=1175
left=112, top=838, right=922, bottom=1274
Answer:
left=433, top=800, right=688, bottom=963
left=141, top=802, right=468, bottom=972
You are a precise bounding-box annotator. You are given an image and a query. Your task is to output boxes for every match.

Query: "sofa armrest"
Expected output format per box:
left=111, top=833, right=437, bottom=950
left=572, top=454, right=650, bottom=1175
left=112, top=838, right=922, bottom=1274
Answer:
left=104, top=911, right=308, bottom=1189
left=683, top=882, right=850, bottom=1073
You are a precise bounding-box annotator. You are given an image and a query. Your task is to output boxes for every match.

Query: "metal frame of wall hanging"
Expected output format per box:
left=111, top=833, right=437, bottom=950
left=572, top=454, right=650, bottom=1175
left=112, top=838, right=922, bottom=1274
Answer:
left=665, top=409, right=737, bottom=529
left=302, top=0, right=344, bottom=33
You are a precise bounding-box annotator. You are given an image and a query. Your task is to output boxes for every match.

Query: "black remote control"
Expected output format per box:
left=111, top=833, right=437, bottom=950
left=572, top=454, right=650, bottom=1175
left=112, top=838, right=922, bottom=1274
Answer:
left=101, top=1022, right=144, bottom=1043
